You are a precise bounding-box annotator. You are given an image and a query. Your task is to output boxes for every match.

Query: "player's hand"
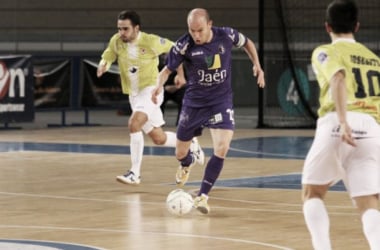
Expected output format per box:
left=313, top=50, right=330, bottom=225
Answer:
left=253, top=65, right=265, bottom=88
left=151, top=86, right=163, bottom=104
left=165, top=85, right=177, bottom=94
left=97, top=64, right=107, bottom=78
left=174, top=74, right=186, bottom=89
left=340, top=122, right=356, bottom=147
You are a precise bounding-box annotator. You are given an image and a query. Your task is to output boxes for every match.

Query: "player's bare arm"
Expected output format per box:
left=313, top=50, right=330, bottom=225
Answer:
left=330, top=70, right=356, bottom=147
left=96, top=61, right=108, bottom=78
left=152, top=66, right=172, bottom=104
left=243, top=38, right=265, bottom=88
left=174, top=64, right=187, bottom=88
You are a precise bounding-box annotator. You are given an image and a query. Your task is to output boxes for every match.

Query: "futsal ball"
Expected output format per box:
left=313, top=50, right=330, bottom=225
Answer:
left=166, top=189, right=194, bottom=216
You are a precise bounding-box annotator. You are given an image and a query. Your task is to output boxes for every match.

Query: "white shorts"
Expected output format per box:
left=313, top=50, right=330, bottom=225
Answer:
left=302, top=112, right=380, bottom=198
left=129, top=85, right=165, bottom=134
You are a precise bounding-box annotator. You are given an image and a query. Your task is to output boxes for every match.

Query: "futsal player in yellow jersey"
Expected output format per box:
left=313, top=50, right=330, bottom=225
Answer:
left=301, top=1, right=380, bottom=249
left=97, top=10, right=204, bottom=185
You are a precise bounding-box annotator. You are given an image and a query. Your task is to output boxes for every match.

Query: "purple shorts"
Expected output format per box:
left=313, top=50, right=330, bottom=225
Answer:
left=176, top=103, right=235, bottom=141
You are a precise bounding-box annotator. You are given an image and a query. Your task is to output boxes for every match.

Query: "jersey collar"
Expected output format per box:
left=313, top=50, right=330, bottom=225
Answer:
left=332, top=38, right=356, bottom=44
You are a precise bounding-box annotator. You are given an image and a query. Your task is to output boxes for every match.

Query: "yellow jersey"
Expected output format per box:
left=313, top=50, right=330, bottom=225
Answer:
left=312, top=38, right=380, bottom=122
left=100, top=31, right=174, bottom=95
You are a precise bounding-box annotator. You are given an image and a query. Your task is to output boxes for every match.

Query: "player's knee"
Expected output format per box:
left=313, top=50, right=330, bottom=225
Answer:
left=152, top=136, right=166, bottom=145
left=175, top=148, right=188, bottom=160
left=128, top=112, right=147, bottom=133
left=302, top=184, right=328, bottom=202
left=147, top=129, right=166, bottom=145
left=214, top=144, right=230, bottom=158
left=128, top=121, right=142, bottom=133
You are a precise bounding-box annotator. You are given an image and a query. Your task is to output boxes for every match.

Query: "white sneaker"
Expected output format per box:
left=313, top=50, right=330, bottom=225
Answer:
left=190, top=137, right=205, bottom=166
left=116, top=170, right=141, bottom=185
left=193, top=194, right=210, bottom=214
left=175, top=138, right=205, bottom=186
left=175, top=165, right=191, bottom=186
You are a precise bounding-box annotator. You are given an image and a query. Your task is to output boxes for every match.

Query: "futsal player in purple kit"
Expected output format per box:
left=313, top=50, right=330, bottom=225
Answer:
left=152, top=8, right=265, bottom=214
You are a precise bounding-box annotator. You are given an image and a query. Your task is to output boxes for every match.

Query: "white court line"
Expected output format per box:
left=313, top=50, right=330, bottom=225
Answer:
left=0, top=238, right=107, bottom=250
left=0, top=225, right=294, bottom=250
left=0, top=191, right=357, bottom=249
left=229, top=146, right=304, bottom=159
left=0, top=190, right=357, bottom=216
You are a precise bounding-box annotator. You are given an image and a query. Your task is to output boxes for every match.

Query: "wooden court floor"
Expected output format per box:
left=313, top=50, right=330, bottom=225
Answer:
left=0, top=126, right=372, bottom=250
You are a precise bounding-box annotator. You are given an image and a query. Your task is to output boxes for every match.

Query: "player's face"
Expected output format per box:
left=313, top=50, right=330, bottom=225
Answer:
left=117, top=19, right=139, bottom=43
left=188, top=17, right=212, bottom=45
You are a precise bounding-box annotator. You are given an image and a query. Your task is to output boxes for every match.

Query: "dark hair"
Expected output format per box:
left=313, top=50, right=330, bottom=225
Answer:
left=118, top=10, right=141, bottom=27
left=326, top=0, right=358, bottom=33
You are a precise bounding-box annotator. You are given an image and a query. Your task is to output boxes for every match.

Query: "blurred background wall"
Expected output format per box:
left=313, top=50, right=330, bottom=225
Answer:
left=0, top=0, right=379, bottom=127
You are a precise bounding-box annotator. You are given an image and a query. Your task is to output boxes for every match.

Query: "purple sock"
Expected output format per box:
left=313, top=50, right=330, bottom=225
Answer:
left=179, top=151, right=192, bottom=167
left=198, top=155, right=224, bottom=196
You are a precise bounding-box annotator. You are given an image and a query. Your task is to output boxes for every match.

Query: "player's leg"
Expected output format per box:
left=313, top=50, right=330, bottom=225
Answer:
left=302, top=162, right=333, bottom=250
left=348, top=136, right=380, bottom=250
left=301, top=114, right=345, bottom=249
left=116, top=110, right=146, bottom=185
left=147, top=127, right=176, bottom=146
left=175, top=138, right=205, bottom=186
left=305, top=126, right=346, bottom=242
left=116, top=86, right=160, bottom=185
left=175, top=139, right=194, bottom=185
left=193, top=128, right=233, bottom=214
left=145, top=102, right=177, bottom=151
left=192, top=104, right=235, bottom=214
left=175, top=106, right=205, bottom=187
left=354, top=195, right=380, bottom=250
left=302, top=184, right=331, bottom=250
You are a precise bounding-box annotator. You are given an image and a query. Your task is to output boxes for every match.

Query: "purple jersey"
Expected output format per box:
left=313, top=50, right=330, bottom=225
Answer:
left=166, top=26, right=247, bottom=108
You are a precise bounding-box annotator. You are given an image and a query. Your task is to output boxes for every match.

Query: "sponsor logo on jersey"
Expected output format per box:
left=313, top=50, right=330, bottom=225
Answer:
left=191, top=51, right=204, bottom=56
left=218, top=45, right=225, bottom=54
left=129, top=66, right=138, bottom=73
left=159, top=37, right=166, bottom=44
left=175, top=41, right=189, bottom=55
left=205, top=54, right=221, bottom=70
left=198, top=69, right=227, bottom=86
left=227, top=27, right=235, bottom=41
left=317, top=52, right=328, bottom=64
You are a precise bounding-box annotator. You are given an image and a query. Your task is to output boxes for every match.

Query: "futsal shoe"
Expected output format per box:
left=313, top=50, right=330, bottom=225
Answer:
left=175, top=165, right=191, bottom=187
left=175, top=138, right=205, bottom=186
left=193, top=194, right=210, bottom=214
left=190, top=137, right=205, bottom=166
left=116, top=170, right=141, bottom=185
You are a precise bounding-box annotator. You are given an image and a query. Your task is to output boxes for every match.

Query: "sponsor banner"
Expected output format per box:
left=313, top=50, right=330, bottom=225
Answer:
left=81, top=59, right=129, bottom=109
left=34, top=58, right=71, bottom=108
left=0, top=55, right=34, bottom=123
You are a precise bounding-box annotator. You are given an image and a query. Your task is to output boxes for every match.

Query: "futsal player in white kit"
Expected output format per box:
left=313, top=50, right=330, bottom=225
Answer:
left=301, top=1, right=380, bottom=249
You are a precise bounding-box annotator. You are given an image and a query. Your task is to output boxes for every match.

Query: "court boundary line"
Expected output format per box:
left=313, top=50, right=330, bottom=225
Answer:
left=0, top=190, right=357, bottom=216
left=0, top=225, right=294, bottom=250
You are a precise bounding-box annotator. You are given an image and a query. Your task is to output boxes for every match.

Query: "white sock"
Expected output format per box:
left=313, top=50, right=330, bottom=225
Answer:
left=362, top=209, right=380, bottom=250
left=303, top=198, right=332, bottom=250
left=163, top=131, right=176, bottom=147
left=129, top=132, right=144, bottom=176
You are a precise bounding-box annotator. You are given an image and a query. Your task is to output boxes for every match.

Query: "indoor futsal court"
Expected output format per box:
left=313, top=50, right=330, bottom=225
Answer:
left=0, top=110, right=370, bottom=250
left=1, top=1, right=379, bottom=249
